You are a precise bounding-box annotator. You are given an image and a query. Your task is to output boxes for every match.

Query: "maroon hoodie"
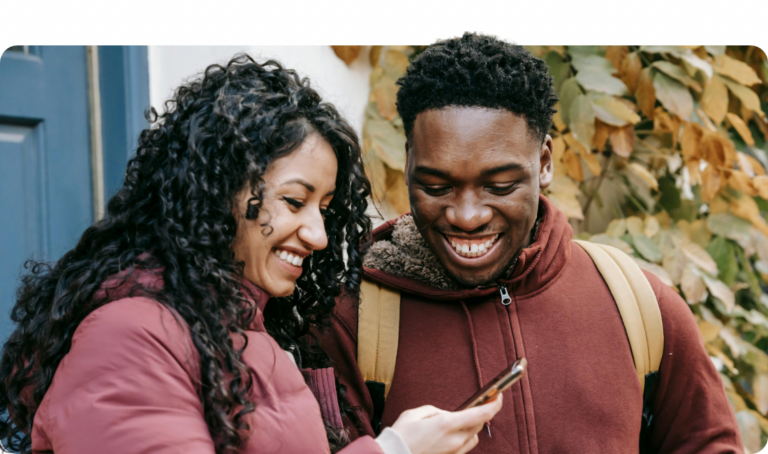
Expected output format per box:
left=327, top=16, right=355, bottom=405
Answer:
left=318, top=196, right=743, bottom=453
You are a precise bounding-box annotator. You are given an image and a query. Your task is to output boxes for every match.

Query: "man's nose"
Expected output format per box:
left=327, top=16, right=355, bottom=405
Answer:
left=298, top=210, right=329, bottom=251
left=445, top=191, right=493, bottom=232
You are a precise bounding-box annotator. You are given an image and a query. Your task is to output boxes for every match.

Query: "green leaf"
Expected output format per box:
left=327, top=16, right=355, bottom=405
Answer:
left=652, top=71, right=694, bottom=120
left=588, top=234, right=634, bottom=254
left=570, top=54, right=615, bottom=74
left=640, top=45, right=688, bottom=54
left=658, top=174, right=681, bottom=212
left=588, top=93, right=641, bottom=126
left=703, top=274, right=736, bottom=312
left=707, top=237, right=738, bottom=286
left=546, top=51, right=570, bottom=95
left=707, top=212, right=753, bottom=245
left=652, top=61, right=702, bottom=91
left=559, top=77, right=582, bottom=126
left=632, top=233, right=662, bottom=263
left=722, top=77, right=765, bottom=116
left=576, top=68, right=628, bottom=96
left=705, top=46, right=726, bottom=56
left=568, top=95, right=596, bottom=151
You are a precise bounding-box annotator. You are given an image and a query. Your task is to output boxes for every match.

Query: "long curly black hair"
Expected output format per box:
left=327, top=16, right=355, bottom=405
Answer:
left=0, top=54, right=371, bottom=453
left=396, top=32, right=558, bottom=143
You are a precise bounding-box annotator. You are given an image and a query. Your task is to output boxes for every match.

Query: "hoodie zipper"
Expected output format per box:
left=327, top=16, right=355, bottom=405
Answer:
left=499, top=285, right=512, bottom=305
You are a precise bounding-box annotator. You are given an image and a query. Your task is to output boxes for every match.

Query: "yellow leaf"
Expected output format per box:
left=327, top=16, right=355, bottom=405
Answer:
left=701, top=75, right=729, bottom=125
left=553, top=106, right=567, bottom=132
left=753, top=175, right=768, bottom=200
left=371, top=78, right=399, bottom=121
left=652, top=60, right=703, bottom=92
left=698, top=320, right=722, bottom=342
left=569, top=94, right=596, bottom=151
left=737, top=152, right=765, bottom=177
left=701, top=164, right=722, bottom=202
left=703, top=274, right=735, bottom=312
left=753, top=373, right=768, bottom=415
left=606, top=218, right=627, bottom=237
left=681, top=263, right=707, bottom=304
left=722, top=77, right=765, bottom=117
left=626, top=216, right=643, bottom=235
left=728, top=170, right=756, bottom=196
left=383, top=49, right=410, bottom=79
left=634, top=257, right=673, bottom=287
left=701, top=131, right=737, bottom=168
left=681, top=122, right=705, bottom=161
left=636, top=67, right=657, bottom=119
left=384, top=167, right=410, bottom=215
left=593, top=120, right=610, bottom=152
left=620, top=52, right=642, bottom=95
left=552, top=136, right=566, bottom=177
left=609, top=125, right=635, bottom=159
left=644, top=216, right=660, bottom=238
left=363, top=151, right=388, bottom=201
left=687, top=159, right=702, bottom=185
left=331, top=46, right=363, bottom=65
left=581, top=151, right=602, bottom=176
left=628, top=162, right=658, bottom=190
left=369, top=45, right=382, bottom=67
left=591, top=95, right=642, bottom=126
left=605, top=46, right=629, bottom=72
left=563, top=133, right=588, bottom=155
left=547, top=191, right=584, bottom=220
left=654, top=108, right=681, bottom=147
left=653, top=71, right=694, bottom=120
left=731, top=194, right=768, bottom=239
left=726, top=112, right=756, bottom=146
left=714, top=54, right=762, bottom=86
left=563, top=148, right=583, bottom=182
left=682, top=241, right=720, bottom=275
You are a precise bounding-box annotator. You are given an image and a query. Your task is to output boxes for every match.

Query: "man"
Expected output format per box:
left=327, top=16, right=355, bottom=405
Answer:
left=318, top=34, right=742, bottom=453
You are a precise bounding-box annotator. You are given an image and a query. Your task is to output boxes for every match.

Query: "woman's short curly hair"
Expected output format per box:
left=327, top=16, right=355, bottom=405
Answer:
left=396, top=32, right=558, bottom=143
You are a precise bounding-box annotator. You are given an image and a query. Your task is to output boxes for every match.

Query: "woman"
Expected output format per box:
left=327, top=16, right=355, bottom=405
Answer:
left=0, top=55, right=500, bottom=454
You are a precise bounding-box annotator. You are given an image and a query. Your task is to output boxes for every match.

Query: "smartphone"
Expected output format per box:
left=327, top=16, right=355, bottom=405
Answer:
left=455, top=358, right=527, bottom=411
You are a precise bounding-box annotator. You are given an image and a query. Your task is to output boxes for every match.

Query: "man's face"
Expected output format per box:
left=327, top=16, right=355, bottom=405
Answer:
left=405, top=106, right=553, bottom=287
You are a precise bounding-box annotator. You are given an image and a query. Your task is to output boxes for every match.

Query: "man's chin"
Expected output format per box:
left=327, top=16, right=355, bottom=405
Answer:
left=444, top=265, right=510, bottom=288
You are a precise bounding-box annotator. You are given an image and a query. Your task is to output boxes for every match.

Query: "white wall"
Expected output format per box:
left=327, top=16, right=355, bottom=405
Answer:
left=147, top=46, right=372, bottom=136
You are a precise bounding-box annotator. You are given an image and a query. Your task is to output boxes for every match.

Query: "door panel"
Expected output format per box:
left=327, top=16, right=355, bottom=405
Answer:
left=0, top=47, right=93, bottom=341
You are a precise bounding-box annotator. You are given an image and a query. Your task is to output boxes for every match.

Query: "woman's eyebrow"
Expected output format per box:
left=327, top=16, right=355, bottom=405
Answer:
left=282, top=178, right=335, bottom=196
left=282, top=178, right=315, bottom=192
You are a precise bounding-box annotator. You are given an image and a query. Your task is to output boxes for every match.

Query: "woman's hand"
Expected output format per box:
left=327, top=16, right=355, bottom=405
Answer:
left=390, top=394, right=503, bottom=454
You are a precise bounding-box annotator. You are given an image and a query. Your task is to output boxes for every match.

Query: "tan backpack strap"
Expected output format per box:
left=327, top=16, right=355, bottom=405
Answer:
left=358, top=278, right=401, bottom=398
left=574, top=240, right=664, bottom=392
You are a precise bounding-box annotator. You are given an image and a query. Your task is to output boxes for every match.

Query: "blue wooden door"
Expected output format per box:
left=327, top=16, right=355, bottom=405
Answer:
left=0, top=47, right=93, bottom=340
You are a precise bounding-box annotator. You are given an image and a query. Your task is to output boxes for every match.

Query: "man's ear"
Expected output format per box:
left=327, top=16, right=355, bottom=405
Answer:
left=539, top=134, right=554, bottom=189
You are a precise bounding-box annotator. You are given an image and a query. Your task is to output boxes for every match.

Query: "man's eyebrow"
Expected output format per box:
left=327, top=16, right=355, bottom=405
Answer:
left=413, top=166, right=451, bottom=179
left=480, top=163, right=525, bottom=177
left=282, top=178, right=335, bottom=196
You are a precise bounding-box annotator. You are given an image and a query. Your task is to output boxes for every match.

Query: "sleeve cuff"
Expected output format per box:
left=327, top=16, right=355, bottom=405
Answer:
left=375, top=427, right=412, bottom=454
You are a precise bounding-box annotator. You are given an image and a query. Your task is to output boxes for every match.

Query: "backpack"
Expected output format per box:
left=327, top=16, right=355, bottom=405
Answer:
left=357, top=240, right=664, bottom=451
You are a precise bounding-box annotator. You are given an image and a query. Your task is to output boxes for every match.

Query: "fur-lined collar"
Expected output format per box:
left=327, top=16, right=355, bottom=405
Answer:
left=363, top=213, right=542, bottom=290
left=363, top=215, right=461, bottom=290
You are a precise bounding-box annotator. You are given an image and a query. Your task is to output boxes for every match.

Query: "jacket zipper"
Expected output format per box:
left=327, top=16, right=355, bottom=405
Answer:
left=499, top=285, right=512, bottom=305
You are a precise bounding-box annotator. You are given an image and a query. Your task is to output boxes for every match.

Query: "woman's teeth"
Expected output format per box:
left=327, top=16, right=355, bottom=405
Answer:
left=274, top=249, right=304, bottom=267
left=449, top=234, right=498, bottom=258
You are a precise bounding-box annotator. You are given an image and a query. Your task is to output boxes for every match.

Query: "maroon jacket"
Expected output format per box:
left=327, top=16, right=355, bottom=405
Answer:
left=318, top=196, right=743, bottom=453
left=30, top=271, right=383, bottom=454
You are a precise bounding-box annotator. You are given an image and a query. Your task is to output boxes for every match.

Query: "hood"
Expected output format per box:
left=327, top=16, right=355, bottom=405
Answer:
left=98, top=263, right=270, bottom=331
left=362, top=195, right=573, bottom=301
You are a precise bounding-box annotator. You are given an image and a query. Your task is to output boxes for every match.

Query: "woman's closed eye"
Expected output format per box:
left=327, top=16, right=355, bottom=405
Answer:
left=283, top=197, right=305, bottom=210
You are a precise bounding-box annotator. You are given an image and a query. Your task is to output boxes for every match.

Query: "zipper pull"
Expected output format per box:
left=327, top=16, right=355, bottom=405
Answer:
left=499, top=285, right=512, bottom=305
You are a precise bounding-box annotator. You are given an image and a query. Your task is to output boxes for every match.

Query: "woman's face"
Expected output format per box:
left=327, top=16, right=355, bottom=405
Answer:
left=231, top=134, right=337, bottom=297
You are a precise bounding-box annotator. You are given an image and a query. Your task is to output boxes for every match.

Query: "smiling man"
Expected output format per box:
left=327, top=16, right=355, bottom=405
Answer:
left=318, top=34, right=742, bottom=453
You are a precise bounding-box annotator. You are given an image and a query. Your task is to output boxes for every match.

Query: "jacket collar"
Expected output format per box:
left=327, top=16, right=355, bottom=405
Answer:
left=362, top=195, right=573, bottom=301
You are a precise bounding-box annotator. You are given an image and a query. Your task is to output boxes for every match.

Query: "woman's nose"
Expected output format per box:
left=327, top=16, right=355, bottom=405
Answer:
left=297, top=209, right=329, bottom=251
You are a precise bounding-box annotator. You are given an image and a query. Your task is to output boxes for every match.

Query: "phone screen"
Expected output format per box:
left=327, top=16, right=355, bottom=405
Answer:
left=455, top=358, right=527, bottom=411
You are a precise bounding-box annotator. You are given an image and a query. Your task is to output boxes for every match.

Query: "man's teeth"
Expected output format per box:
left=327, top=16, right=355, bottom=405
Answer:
left=274, top=249, right=304, bottom=267
left=449, top=235, right=498, bottom=258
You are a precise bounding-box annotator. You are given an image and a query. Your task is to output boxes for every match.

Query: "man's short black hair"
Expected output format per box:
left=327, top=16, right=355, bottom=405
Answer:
left=396, top=33, right=558, bottom=143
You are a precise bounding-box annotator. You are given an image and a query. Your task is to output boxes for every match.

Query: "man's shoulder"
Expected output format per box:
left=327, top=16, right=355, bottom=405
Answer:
left=331, top=289, right=361, bottom=341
